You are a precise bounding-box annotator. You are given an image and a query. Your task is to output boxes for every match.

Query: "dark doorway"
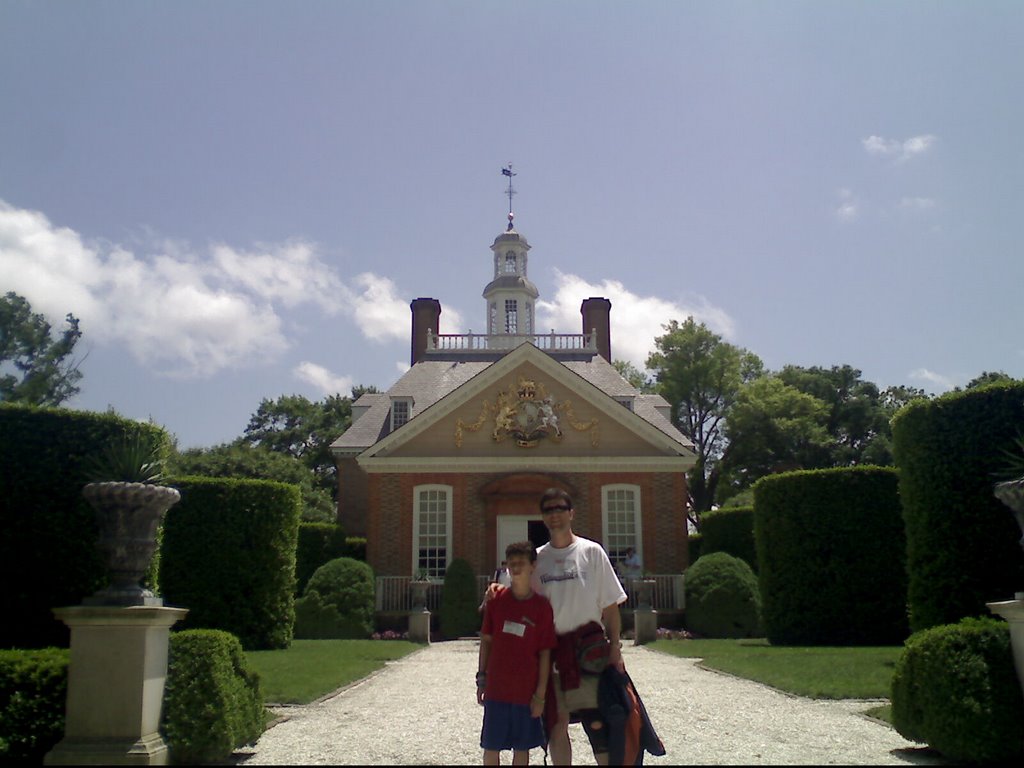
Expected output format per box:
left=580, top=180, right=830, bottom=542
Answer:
left=528, top=520, right=550, bottom=549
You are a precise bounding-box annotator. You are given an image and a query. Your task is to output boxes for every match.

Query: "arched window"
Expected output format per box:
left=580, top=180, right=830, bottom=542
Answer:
left=602, top=484, right=642, bottom=568
left=505, top=251, right=517, bottom=273
left=413, top=485, right=453, bottom=579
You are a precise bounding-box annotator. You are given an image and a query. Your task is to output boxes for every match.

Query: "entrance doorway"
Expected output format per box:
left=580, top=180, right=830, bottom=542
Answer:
left=496, top=516, right=550, bottom=566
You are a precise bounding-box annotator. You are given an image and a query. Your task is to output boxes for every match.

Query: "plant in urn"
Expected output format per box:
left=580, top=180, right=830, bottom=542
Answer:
left=81, top=434, right=180, bottom=606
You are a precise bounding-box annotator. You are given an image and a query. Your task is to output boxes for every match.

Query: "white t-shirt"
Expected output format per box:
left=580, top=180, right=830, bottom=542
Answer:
left=533, top=536, right=627, bottom=635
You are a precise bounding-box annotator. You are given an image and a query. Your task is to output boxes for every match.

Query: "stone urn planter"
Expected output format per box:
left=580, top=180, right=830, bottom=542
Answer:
left=632, top=578, right=657, bottom=610
left=409, top=578, right=431, bottom=611
left=82, top=481, right=181, bottom=606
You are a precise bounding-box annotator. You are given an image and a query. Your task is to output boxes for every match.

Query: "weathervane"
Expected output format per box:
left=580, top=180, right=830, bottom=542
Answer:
left=501, top=164, right=516, bottom=231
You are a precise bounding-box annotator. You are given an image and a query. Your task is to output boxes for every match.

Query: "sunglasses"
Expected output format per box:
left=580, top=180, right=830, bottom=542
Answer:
left=541, top=504, right=571, bottom=514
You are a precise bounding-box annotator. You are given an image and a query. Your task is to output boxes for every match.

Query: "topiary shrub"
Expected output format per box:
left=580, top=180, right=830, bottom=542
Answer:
left=294, top=557, right=374, bottom=639
left=891, top=617, right=1024, bottom=763
left=687, top=532, right=703, bottom=565
left=0, top=648, right=68, bottom=763
left=440, top=558, right=480, bottom=639
left=295, top=523, right=369, bottom=596
left=162, top=629, right=266, bottom=765
left=754, top=466, right=907, bottom=645
left=159, top=477, right=301, bottom=650
left=684, top=552, right=761, bottom=638
left=891, top=381, right=1024, bottom=632
left=700, top=506, right=757, bottom=571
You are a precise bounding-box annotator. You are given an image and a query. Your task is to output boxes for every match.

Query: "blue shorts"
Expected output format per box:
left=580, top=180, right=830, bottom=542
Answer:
left=480, top=700, right=545, bottom=752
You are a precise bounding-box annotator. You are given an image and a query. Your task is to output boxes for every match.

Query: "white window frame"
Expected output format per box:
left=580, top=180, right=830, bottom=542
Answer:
left=412, top=484, right=453, bottom=580
left=504, top=299, right=518, bottom=334
left=505, top=250, right=517, bottom=273
left=390, top=397, right=412, bottom=431
left=602, top=484, right=643, bottom=567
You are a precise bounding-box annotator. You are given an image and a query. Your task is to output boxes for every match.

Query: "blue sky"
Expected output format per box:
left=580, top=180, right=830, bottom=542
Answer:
left=2, top=1, right=1022, bottom=449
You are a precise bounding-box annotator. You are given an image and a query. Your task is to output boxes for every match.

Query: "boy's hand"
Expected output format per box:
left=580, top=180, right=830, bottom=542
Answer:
left=530, top=694, right=545, bottom=718
left=477, top=687, right=485, bottom=706
left=484, top=582, right=506, bottom=603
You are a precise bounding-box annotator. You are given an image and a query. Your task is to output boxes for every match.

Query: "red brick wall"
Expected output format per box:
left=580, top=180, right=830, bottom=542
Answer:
left=336, top=457, right=369, bottom=536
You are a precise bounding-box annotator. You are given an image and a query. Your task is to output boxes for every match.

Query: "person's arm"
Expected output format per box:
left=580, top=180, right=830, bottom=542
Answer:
left=477, top=635, right=492, bottom=705
left=602, top=601, right=625, bottom=672
left=531, top=648, right=551, bottom=718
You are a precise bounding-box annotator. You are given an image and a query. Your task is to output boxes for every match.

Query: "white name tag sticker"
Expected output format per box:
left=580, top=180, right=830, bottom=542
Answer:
left=502, top=620, right=526, bottom=637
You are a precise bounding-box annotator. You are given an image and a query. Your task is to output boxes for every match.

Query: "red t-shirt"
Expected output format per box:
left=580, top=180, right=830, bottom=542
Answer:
left=481, top=589, right=557, bottom=705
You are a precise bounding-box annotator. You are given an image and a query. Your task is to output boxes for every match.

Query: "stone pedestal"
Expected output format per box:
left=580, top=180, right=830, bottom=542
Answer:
left=633, top=607, right=658, bottom=645
left=408, top=609, right=431, bottom=644
left=987, top=594, right=1024, bottom=702
left=45, top=605, right=188, bottom=766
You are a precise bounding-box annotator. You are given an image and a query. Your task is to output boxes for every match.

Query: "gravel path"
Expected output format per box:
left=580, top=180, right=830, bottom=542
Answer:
left=239, top=640, right=948, bottom=765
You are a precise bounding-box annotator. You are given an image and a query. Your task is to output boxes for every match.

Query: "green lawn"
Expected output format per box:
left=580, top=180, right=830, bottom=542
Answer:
left=245, top=639, right=421, bottom=704
left=649, top=638, right=902, bottom=700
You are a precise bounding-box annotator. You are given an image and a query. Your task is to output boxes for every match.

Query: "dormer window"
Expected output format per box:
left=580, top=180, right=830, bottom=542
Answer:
left=504, top=251, right=517, bottom=274
left=391, top=398, right=412, bottom=431
left=615, top=397, right=635, bottom=412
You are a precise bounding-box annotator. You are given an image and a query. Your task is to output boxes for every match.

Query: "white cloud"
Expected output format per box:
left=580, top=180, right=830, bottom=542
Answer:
left=0, top=199, right=424, bottom=377
left=835, top=188, right=859, bottom=220
left=862, top=134, right=937, bottom=162
left=535, top=270, right=736, bottom=371
left=293, top=361, right=355, bottom=396
left=909, top=367, right=956, bottom=391
left=899, top=196, right=937, bottom=211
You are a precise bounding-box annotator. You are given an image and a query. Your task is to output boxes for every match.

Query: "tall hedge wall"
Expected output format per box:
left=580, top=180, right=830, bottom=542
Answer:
left=754, top=466, right=907, bottom=645
left=700, top=506, right=757, bottom=571
left=159, top=477, right=301, bottom=650
left=295, top=523, right=366, bottom=596
left=891, top=381, right=1024, bottom=632
left=0, top=404, right=170, bottom=648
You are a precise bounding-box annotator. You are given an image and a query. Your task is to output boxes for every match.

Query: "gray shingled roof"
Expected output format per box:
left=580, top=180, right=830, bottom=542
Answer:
left=331, top=353, right=692, bottom=453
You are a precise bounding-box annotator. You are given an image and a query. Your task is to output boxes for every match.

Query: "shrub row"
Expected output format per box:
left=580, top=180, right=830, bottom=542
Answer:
left=0, top=629, right=265, bottom=764
left=0, top=404, right=170, bottom=648
left=699, top=506, right=757, bottom=571
left=891, top=381, right=1024, bottom=632
left=753, top=466, right=907, bottom=645
left=160, top=477, right=301, bottom=650
left=295, top=522, right=366, bottom=595
left=891, top=617, right=1024, bottom=763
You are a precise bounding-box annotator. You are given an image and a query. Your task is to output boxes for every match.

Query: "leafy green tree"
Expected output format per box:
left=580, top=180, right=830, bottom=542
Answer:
left=241, top=387, right=378, bottom=496
left=169, top=443, right=335, bottom=522
left=963, top=370, right=1017, bottom=390
left=646, top=317, right=763, bottom=521
left=0, top=292, right=83, bottom=406
left=719, top=376, right=831, bottom=498
left=612, top=359, right=655, bottom=392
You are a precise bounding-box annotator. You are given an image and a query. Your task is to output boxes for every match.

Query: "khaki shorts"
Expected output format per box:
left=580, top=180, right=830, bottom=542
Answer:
left=552, top=668, right=600, bottom=715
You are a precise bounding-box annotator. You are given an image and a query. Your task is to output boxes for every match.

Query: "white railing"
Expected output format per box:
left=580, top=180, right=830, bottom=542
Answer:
left=375, top=574, right=683, bottom=612
left=426, top=330, right=597, bottom=354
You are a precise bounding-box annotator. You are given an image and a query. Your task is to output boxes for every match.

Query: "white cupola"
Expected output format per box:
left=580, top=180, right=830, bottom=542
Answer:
left=483, top=212, right=538, bottom=337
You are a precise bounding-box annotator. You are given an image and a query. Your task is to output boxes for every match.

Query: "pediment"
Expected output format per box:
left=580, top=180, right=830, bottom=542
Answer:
left=357, top=344, right=695, bottom=473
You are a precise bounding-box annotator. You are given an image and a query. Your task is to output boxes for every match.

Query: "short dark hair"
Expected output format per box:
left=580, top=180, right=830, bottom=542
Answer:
left=539, top=487, right=573, bottom=513
left=505, top=540, right=537, bottom=563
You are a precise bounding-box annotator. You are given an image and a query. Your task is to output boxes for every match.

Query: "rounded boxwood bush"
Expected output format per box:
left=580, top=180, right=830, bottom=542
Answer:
left=700, top=506, right=756, bottom=571
left=684, top=552, right=761, bottom=638
left=0, top=648, right=69, bottom=763
left=440, top=558, right=480, bottom=639
left=294, top=557, right=374, bottom=639
left=891, top=616, right=1024, bottom=763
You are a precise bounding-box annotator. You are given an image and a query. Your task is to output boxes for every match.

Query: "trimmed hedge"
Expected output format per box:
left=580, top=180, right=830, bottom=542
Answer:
left=687, top=533, right=703, bottom=565
left=891, top=381, right=1024, bottom=632
left=295, top=523, right=366, bottom=596
left=684, top=552, right=761, bottom=638
left=891, top=617, right=1024, bottom=763
left=294, top=557, right=375, bottom=639
left=0, top=648, right=68, bottom=763
left=0, top=404, right=170, bottom=648
left=163, top=629, right=266, bottom=765
left=754, top=466, right=908, bottom=645
left=700, top=507, right=757, bottom=571
left=440, top=558, right=480, bottom=639
left=159, top=477, right=301, bottom=650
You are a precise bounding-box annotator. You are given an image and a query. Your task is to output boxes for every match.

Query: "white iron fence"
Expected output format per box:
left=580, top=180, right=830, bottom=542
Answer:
left=375, top=574, right=683, bottom=613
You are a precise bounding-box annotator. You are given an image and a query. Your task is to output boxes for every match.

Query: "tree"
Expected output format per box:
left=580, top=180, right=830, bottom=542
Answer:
left=241, top=387, right=378, bottom=496
left=169, top=442, right=335, bottom=522
left=963, top=371, right=1017, bottom=390
left=645, top=317, right=763, bottom=523
left=0, top=291, right=83, bottom=406
left=612, top=359, right=655, bottom=392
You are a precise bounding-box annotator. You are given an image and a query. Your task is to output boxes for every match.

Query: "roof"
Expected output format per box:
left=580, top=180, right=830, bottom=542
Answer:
left=331, top=349, right=691, bottom=453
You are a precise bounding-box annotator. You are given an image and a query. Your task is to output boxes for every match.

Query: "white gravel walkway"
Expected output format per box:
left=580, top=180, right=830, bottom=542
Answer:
left=239, top=639, right=948, bottom=765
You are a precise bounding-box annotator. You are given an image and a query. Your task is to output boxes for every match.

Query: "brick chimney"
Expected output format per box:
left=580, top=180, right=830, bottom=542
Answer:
left=410, top=298, right=441, bottom=365
left=581, top=297, right=611, bottom=363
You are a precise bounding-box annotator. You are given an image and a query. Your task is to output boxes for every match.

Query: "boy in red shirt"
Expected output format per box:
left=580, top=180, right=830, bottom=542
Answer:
left=476, top=541, right=557, bottom=766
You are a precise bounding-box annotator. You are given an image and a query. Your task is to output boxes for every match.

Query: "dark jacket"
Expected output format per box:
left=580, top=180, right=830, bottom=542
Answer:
left=597, top=665, right=666, bottom=765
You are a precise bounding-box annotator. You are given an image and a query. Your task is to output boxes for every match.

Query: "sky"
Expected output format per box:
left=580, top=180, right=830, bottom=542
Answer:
left=1, top=1, right=1022, bottom=450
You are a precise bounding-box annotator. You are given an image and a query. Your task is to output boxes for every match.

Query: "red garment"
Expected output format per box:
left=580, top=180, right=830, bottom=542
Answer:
left=481, top=589, right=557, bottom=705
